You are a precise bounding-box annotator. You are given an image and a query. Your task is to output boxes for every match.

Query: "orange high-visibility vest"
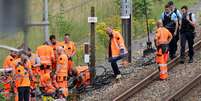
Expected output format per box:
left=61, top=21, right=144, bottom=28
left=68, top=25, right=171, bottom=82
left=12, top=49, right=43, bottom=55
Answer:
left=56, top=54, right=68, bottom=77
left=36, top=45, right=54, bottom=65
left=40, top=73, right=56, bottom=93
left=3, top=55, right=15, bottom=69
left=29, top=53, right=40, bottom=74
left=59, top=41, right=76, bottom=57
left=75, top=65, right=90, bottom=87
left=49, top=41, right=60, bottom=61
left=109, top=30, right=128, bottom=58
left=15, top=65, right=31, bottom=87
left=155, top=27, right=172, bottom=45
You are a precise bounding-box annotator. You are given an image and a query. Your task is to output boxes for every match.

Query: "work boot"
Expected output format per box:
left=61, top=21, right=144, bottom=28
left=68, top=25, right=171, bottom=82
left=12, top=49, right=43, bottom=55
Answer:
left=189, top=58, right=193, bottom=63
left=116, top=74, right=122, bottom=80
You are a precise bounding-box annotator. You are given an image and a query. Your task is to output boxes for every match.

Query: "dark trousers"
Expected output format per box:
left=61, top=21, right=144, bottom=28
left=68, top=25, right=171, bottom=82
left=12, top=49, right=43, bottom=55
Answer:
left=169, top=30, right=179, bottom=58
left=180, top=32, right=194, bottom=59
left=111, top=62, right=121, bottom=76
left=18, top=86, right=30, bottom=101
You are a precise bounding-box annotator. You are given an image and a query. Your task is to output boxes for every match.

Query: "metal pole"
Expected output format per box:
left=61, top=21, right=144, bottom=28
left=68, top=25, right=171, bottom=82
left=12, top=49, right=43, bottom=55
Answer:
left=23, top=26, right=28, bottom=51
left=144, top=0, right=150, bottom=42
left=144, top=0, right=152, bottom=49
left=89, top=7, right=96, bottom=83
left=128, top=14, right=132, bottom=62
left=121, top=0, right=132, bottom=62
left=43, top=0, right=49, bottom=42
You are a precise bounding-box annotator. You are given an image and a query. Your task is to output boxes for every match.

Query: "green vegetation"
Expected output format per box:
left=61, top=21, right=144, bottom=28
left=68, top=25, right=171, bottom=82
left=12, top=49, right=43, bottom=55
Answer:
left=0, top=0, right=198, bottom=65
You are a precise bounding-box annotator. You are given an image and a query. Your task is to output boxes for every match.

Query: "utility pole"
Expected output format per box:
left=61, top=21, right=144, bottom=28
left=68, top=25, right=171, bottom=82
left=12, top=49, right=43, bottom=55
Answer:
left=43, top=0, right=49, bottom=42
left=143, top=0, right=155, bottom=56
left=88, top=6, right=97, bottom=84
left=23, top=26, right=28, bottom=51
left=121, top=0, right=132, bottom=63
left=144, top=0, right=151, bottom=49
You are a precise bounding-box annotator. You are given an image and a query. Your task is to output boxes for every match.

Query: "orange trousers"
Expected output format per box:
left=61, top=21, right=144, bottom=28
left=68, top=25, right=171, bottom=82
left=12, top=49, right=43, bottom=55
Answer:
left=156, top=48, right=169, bottom=80
left=56, top=76, right=68, bottom=97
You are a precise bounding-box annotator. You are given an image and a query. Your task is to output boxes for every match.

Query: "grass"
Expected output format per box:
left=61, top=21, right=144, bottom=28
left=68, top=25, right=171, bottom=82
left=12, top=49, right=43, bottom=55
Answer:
left=0, top=0, right=199, bottom=65
left=133, top=0, right=198, bottom=39
left=0, top=0, right=118, bottom=65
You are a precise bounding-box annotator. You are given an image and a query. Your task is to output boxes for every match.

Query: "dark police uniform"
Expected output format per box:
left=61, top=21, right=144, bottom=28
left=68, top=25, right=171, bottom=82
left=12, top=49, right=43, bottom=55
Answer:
left=161, top=12, right=178, bottom=59
left=180, top=12, right=196, bottom=63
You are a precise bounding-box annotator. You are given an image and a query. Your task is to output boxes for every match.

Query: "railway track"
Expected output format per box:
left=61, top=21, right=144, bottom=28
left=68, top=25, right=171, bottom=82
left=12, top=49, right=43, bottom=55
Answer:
left=113, top=40, right=201, bottom=101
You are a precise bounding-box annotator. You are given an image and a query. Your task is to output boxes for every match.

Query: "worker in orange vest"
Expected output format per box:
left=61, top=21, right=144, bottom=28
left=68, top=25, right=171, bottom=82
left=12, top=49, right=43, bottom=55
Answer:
left=2, top=51, right=17, bottom=98
left=36, top=42, right=55, bottom=74
left=59, top=33, right=76, bottom=75
left=154, top=20, right=173, bottom=80
left=14, top=54, right=33, bottom=101
left=106, top=27, right=128, bottom=79
left=3, top=51, right=17, bottom=70
left=49, top=35, right=60, bottom=71
left=54, top=46, right=68, bottom=97
left=40, top=69, right=56, bottom=95
left=26, top=48, right=41, bottom=100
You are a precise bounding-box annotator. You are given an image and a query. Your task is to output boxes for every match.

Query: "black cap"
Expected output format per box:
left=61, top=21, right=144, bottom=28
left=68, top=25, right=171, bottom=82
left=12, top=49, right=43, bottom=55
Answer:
left=168, top=1, right=174, bottom=5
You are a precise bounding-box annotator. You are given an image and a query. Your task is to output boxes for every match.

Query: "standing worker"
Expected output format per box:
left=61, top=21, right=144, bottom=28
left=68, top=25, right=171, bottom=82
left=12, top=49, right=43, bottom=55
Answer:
left=26, top=48, right=41, bottom=100
left=59, top=33, right=76, bottom=75
left=54, top=47, right=68, bottom=97
left=106, top=27, right=128, bottom=79
left=161, top=4, right=179, bottom=59
left=154, top=20, right=172, bottom=80
left=49, top=35, right=60, bottom=71
left=180, top=5, right=196, bottom=63
left=168, top=1, right=182, bottom=53
left=15, top=54, right=33, bottom=101
left=36, top=42, right=55, bottom=74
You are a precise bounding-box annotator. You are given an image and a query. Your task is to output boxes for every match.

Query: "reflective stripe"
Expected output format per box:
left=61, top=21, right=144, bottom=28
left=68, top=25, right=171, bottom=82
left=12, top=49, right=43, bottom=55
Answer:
left=160, top=70, right=167, bottom=74
left=159, top=64, right=167, bottom=67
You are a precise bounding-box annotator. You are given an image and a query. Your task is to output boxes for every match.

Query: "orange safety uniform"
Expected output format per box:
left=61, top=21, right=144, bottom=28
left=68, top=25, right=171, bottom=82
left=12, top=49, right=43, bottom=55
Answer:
left=49, top=41, right=60, bottom=70
left=36, top=44, right=54, bottom=71
left=59, top=41, right=76, bottom=74
left=155, top=27, right=172, bottom=80
left=2, top=55, right=15, bottom=98
left=40, top=72, right=56, bottom=94
left=12, top=58, right=32, bottom=93
left=55, top=53, right=68, bottom=97
left=75, top=66, right=90, bottom=87
left=3, top=55, right=15, bottom=70
left=15, top=65, right=31, bottom=88
left=29, top=53, right=41, bottom=90
left=109, top=30, right=128, bottom=58
left=15, top=64, right=31, bottom=101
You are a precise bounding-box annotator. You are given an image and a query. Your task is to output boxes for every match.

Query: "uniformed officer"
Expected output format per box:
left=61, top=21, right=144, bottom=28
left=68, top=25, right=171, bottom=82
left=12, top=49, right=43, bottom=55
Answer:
left=168, top=1, right=182, bottom=54
left=161, top=4, right=179, bottom=59
left=180, top=5, right=196, bottom=63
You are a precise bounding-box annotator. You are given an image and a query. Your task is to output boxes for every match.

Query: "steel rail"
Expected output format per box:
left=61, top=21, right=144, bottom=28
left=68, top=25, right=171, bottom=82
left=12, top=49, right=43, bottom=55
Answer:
left=113, top=40, right=201, bottom=101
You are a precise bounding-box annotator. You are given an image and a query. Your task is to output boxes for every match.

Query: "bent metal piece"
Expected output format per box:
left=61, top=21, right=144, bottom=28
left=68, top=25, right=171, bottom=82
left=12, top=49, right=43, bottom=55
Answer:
left=113, top=40, right=201, bottom=101
left=0, top=45, right=22, bottom=52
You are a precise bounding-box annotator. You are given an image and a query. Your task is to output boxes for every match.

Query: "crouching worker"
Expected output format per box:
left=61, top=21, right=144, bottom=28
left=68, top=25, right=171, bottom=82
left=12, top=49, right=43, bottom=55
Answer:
left=106, top=27, right=128, bottom=79
left=154, top=20, right=172, bottom=80
left=40, top=71, right=56, bottom=95
left=54, top=47, right=68, bottom=98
